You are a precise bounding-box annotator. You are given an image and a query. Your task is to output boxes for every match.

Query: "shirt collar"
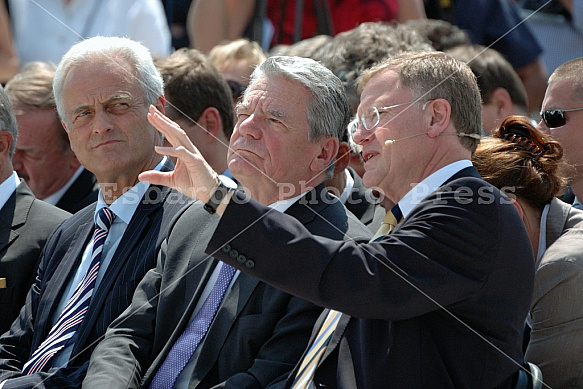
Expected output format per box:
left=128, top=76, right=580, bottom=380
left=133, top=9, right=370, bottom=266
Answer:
left=0, top=172, right=20, bottom=211
left=398, top=160, right=473, bottom=219
left=95, top=156, right=168, bottom=224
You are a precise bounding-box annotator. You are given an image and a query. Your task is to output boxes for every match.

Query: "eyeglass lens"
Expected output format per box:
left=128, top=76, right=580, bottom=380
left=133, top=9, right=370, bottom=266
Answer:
left=542, top=110, right=566, bottom=128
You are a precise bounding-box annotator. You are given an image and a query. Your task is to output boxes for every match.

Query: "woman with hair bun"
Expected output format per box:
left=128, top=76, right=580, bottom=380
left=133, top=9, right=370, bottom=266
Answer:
left=473, top=115, right=583, bottom=388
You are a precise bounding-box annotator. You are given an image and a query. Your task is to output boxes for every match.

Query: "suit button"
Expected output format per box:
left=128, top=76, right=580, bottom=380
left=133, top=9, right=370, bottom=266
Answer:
left=237, top=255, right=246, bottom=264
left=229, top=249, right=239, bottom=259
left=245, top=259, right=255, bottom=269
left=222, top=244, right=231, bottom=253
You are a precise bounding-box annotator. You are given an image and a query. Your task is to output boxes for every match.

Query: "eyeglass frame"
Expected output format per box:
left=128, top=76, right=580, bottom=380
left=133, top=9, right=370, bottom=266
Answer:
left=348, top=99, right=432, bottom=135
left=540, top=107, right=583, bottom=129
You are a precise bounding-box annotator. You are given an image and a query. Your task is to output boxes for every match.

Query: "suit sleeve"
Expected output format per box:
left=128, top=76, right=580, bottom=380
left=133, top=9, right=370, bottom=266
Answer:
left=207, top=187, right=511, bottom=321
left=0, top=244, right=48, bottom=381
left=525, top=250, right=583, bottom=388
left=82, top=242, right=166, bottom=389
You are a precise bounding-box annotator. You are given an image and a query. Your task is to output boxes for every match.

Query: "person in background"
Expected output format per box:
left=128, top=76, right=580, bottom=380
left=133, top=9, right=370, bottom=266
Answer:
left=208, top=39, right=267, bottom=105
left=8, top=0, right=171, bottom=67
left=155, top=48, right=234, bottom=177
left=0, top=1, right=18, bottom=84
left=447, top=45, right=530, bottom=135
left=537, top=57, right=583, bottom=208
left=0, top=36, right=189, bottom=389
left=0, top=84, right=70, bottom=335
left=188, top=0, right=426, bottom=53
left=5, top=62, right=99, bottom=214
left=473, top=115, right=581, bottom=388
left=425, top=0, right=548, bottom=113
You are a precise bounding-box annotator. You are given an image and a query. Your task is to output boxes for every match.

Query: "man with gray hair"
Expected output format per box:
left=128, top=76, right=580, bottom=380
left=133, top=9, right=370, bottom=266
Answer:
left=82, top=55, right=371, bottom=389
left=0, top=36, right=189, bottom=389
left=0, top=84, right=70, bottom=335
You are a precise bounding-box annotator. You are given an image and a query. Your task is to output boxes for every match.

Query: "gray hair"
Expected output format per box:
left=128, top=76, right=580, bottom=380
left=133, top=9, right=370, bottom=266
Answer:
left=246, top=56, right=351, bottom=177
left=247, top=56, right=350, bottom=142
left=0, top=85, right=18, bottom=157
left=359, top=51, right=482, bottom=152
left=53, top=36, right=163, bottom=125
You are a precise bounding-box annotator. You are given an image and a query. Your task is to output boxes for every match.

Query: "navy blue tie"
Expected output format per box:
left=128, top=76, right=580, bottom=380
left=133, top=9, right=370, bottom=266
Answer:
left=149, top=263, right=237, bottom=389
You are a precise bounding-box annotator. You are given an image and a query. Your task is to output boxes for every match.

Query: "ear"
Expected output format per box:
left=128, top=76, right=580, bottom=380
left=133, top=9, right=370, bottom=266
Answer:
left=488, top=87, right=513, bottom=119
left=0, top=131, right=13, bottom=155
left=0, top=131, right=14, bottom=169
left=198, top=107, right=223, bottom=142
left=333, top=141, right=351, bottom=174
left=153, top=95, right=166, bottom=114
left=310, top=137, right=339, bottom=173
left=425, top=98, right=451, bottom=138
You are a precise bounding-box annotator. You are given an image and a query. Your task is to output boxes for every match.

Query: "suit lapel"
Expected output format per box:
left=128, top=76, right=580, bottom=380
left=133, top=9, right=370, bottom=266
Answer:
left=545, top=198, right=570, bottom=248
left=0, top=182, right=33, bottom=253
left=73, top=184, right=170, bottom=352
left=36, top=213, right=94, bottom=341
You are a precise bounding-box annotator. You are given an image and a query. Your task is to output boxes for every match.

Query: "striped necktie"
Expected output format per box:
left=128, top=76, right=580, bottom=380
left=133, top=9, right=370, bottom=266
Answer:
left=22, top=207, right=115, bottom=375
left=291, top=206, right=402, bottom=389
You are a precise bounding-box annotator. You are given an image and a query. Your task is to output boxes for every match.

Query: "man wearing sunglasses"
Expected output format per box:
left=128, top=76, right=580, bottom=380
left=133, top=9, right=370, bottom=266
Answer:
left=537, top=57, right=583, bottom=209
left=140, top=51, right=537, bottom=388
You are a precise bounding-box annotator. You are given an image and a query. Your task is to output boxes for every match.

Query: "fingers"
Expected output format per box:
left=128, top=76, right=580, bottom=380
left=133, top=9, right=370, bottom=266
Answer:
left=138, top=170, right=172, bottom=187
left=148, top=105, right=198, bottom=154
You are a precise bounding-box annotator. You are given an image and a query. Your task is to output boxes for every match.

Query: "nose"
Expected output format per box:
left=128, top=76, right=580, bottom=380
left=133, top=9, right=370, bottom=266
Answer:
left=352, top=123, right=373, bottom=145
left=236, top=114, right=261, bottom=139
left=93, top=110, right=114, bottom=134
left=536, top=119, right=550, bottom=135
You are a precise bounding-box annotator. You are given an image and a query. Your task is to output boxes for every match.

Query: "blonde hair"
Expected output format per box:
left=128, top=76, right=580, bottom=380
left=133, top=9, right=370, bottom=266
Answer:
left=208, top=39, right=266, bottom=72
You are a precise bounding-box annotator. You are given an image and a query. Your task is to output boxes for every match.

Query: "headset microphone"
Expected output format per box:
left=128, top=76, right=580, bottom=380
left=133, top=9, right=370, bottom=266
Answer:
left=384, top=131, right=482, bottom=146
left=384, top=132, right=427, bottom=146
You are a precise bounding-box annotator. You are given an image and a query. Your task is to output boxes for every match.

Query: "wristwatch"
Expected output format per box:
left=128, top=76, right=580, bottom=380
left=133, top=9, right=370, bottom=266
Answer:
left=203, top=175, right=236, bottom=214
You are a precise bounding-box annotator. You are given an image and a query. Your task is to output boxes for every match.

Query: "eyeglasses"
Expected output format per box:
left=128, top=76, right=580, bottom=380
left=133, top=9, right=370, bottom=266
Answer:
left=498, top=121, right=548, bottom=158
left=540, top=107, right=583, bottom=128
left=227, top=80, right=246, bottom=101
left=348, top=100, right=430, bottom=135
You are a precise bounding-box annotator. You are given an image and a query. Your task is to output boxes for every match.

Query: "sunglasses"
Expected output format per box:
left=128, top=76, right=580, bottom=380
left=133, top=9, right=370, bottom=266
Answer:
left=499, top=122, right=548, bottom=158
left=227, top=80, right=247, bottom=101
left=540, top=107, right=583, bottom=128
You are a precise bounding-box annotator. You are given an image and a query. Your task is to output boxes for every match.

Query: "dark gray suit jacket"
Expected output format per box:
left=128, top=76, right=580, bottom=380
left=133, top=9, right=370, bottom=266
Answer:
left=83, top=184, right=372, bottom=389
left=0, top=181, right=70, bottom=334
left=525, top=198, right=583, bottom=388
left=208, top=167, right=535, bottom=388
left=0, top=161, right=190, bottom=389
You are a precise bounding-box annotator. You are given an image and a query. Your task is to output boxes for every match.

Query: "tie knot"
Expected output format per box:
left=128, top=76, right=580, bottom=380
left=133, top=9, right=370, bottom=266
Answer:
left=382, top=205, right=403, bottom=228
left=96, top=207, right=116, bottom=232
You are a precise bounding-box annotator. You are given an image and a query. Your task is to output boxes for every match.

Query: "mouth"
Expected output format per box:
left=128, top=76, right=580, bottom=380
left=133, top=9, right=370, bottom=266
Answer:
left=362, top=151, right=378, bottom=163
left=94, top=140, right=121, bottom=149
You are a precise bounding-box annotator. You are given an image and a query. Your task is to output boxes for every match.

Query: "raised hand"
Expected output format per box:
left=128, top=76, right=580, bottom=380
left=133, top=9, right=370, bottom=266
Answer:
left=139, top=105, right=219, bottom=202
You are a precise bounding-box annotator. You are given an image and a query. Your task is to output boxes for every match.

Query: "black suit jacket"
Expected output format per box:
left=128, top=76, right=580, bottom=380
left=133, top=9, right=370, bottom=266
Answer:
left=55, top=168, right=99, bottom=214
left=0, top=161, right=191, bottom=389
left=83, top=184, right=372, bottom=389
left=208, top=167, right=535, bottom=388
left=343, top=167, right=385, bottom=233
left=0, top=181, right=70, bottom=334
